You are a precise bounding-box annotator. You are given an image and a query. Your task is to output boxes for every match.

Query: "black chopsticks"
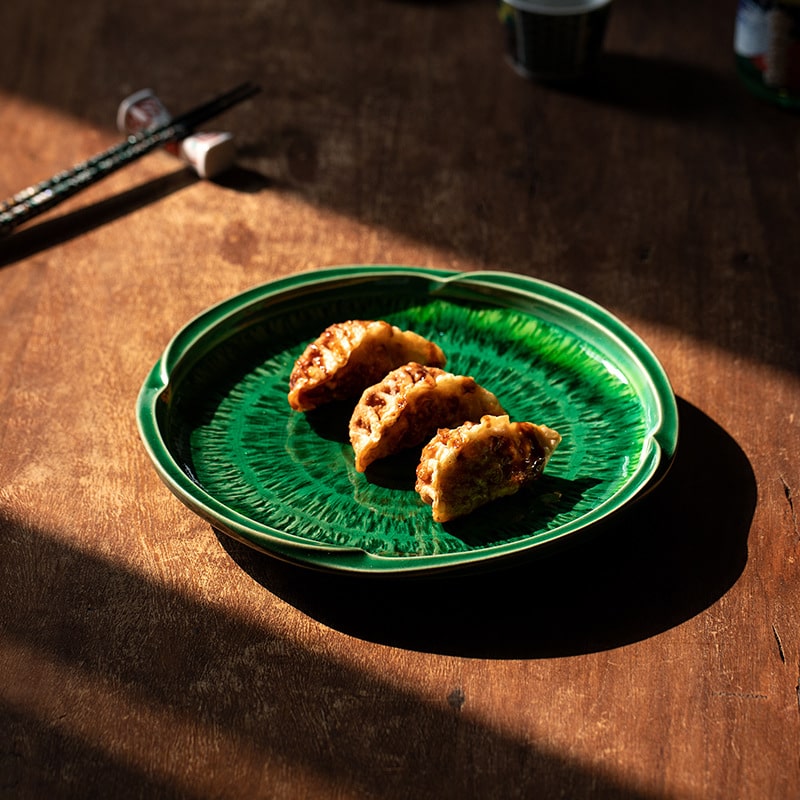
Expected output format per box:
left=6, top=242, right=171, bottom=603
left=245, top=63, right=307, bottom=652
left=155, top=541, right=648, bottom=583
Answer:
left=0, top=81, right=260, bottom=239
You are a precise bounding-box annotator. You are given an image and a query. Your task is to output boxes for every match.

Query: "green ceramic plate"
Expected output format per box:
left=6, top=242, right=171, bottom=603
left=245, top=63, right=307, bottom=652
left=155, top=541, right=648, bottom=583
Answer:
left=137, top=266, right=678, bottom=574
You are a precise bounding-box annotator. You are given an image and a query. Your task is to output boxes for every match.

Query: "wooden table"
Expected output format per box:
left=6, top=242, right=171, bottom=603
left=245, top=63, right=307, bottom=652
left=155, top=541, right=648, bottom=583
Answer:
left=2, top=1, right=799, bottom=797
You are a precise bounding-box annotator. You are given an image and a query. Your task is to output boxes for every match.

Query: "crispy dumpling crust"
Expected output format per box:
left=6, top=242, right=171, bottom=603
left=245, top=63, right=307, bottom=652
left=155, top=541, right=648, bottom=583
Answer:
left=288, top=320, right=446, bottom=412
left=349, top=363, right=505, bottom=473
left=415, top=414, right=562, bottom=522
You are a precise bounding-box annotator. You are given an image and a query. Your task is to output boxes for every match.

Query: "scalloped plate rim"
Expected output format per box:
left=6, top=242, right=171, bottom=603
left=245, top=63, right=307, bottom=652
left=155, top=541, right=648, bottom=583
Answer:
left=136, top=265, right=679, bottom=575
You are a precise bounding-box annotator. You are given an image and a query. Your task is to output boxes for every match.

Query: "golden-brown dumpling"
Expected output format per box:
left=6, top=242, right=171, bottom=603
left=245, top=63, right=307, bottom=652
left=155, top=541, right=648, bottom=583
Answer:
left=349, top=363, right=505, bottom=472
left=415, top=414, right=561, bottom=522
left=288, top=320, right=445, bottom=412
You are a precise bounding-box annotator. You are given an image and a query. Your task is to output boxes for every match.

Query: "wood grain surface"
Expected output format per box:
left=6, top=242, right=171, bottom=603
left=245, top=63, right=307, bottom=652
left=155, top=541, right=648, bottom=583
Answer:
left=1, top=1, right=799, bottom=798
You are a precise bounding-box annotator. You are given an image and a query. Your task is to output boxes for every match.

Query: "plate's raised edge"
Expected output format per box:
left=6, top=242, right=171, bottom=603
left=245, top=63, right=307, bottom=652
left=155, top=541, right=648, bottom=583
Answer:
left=136, top=265, right=679, bottom=575
left=138, top=268, right=458, bottom=570
left=439, top=270, right=679, bottom=462
left=136, top=370, right=370, bottom=560
left=157, top=265, right=457, bottom=382
left=136, top=268, right=472, bottom=571
left=444, top=270, right=680, bottom=535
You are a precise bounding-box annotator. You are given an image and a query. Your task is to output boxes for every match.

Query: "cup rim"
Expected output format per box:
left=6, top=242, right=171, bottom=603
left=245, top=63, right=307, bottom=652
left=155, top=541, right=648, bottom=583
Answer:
left=501, top=0, right=612, bottom=15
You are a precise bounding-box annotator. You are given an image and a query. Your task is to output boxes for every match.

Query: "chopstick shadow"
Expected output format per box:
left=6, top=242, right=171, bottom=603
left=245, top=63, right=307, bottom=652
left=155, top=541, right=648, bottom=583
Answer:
left=0, top=164, right=271, bottom=268
left=0, top=168, right=197, bottom=267
left=221, top=397, right=754, bottom=657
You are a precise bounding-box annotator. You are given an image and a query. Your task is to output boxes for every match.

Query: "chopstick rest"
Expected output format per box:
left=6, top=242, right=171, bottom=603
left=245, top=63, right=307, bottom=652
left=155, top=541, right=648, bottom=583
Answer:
left=117, top=89, right=237, bottom=179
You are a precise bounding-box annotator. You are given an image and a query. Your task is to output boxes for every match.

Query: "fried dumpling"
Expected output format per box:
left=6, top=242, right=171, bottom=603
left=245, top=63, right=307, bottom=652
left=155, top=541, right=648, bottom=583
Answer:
left=288, top=320, right=446, bottom=412
left=415, top=414, right=561, bottom=522
left=349, top=363, right=505, bottom=472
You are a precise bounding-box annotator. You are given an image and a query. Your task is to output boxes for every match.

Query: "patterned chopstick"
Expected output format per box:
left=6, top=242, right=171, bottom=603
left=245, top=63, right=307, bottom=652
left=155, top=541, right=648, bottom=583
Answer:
left=0, top=81, right=259, bottom=238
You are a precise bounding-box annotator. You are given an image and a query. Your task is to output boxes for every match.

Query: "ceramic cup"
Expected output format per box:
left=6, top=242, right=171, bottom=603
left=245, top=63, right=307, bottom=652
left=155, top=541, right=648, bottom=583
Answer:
left=499, top=0, right=613, bottom=82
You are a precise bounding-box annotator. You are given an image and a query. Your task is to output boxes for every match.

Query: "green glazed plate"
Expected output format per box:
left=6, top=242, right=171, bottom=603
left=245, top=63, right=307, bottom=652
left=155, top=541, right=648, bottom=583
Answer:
left=137, top=266, right=678, bottom=575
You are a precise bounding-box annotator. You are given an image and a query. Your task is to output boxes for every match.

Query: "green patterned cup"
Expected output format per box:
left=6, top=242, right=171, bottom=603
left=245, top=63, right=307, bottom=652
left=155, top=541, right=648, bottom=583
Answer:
left=499, top=0, right=613, bottom=82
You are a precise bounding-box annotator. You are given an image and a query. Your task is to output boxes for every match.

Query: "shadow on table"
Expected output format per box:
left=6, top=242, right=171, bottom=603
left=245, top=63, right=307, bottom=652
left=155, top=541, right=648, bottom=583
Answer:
left=0, top=164, right=271, bottom=268
left=222, top=397, right=754, bottom=658
left=0, top=169, right=195, bottom=268
left=3, top=517, right=670, bottom=799
left=559, top=52, right=746, bottom=121
left=2, top=1, right=799, bottom=380
left=3, top=4, right=799, bottom=376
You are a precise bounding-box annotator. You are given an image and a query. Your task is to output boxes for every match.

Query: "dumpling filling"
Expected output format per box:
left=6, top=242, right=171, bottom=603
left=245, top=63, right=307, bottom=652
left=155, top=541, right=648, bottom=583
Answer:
left=349, top=363, right=505, bottom=473
left=288, top=320, right=445, bottom=412
left=415, top=414, right=561, bottom=522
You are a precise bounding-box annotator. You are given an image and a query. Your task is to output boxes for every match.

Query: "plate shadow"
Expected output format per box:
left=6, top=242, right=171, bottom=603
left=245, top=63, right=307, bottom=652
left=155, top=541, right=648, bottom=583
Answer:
left=218, top=397, right=754, bottom=658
